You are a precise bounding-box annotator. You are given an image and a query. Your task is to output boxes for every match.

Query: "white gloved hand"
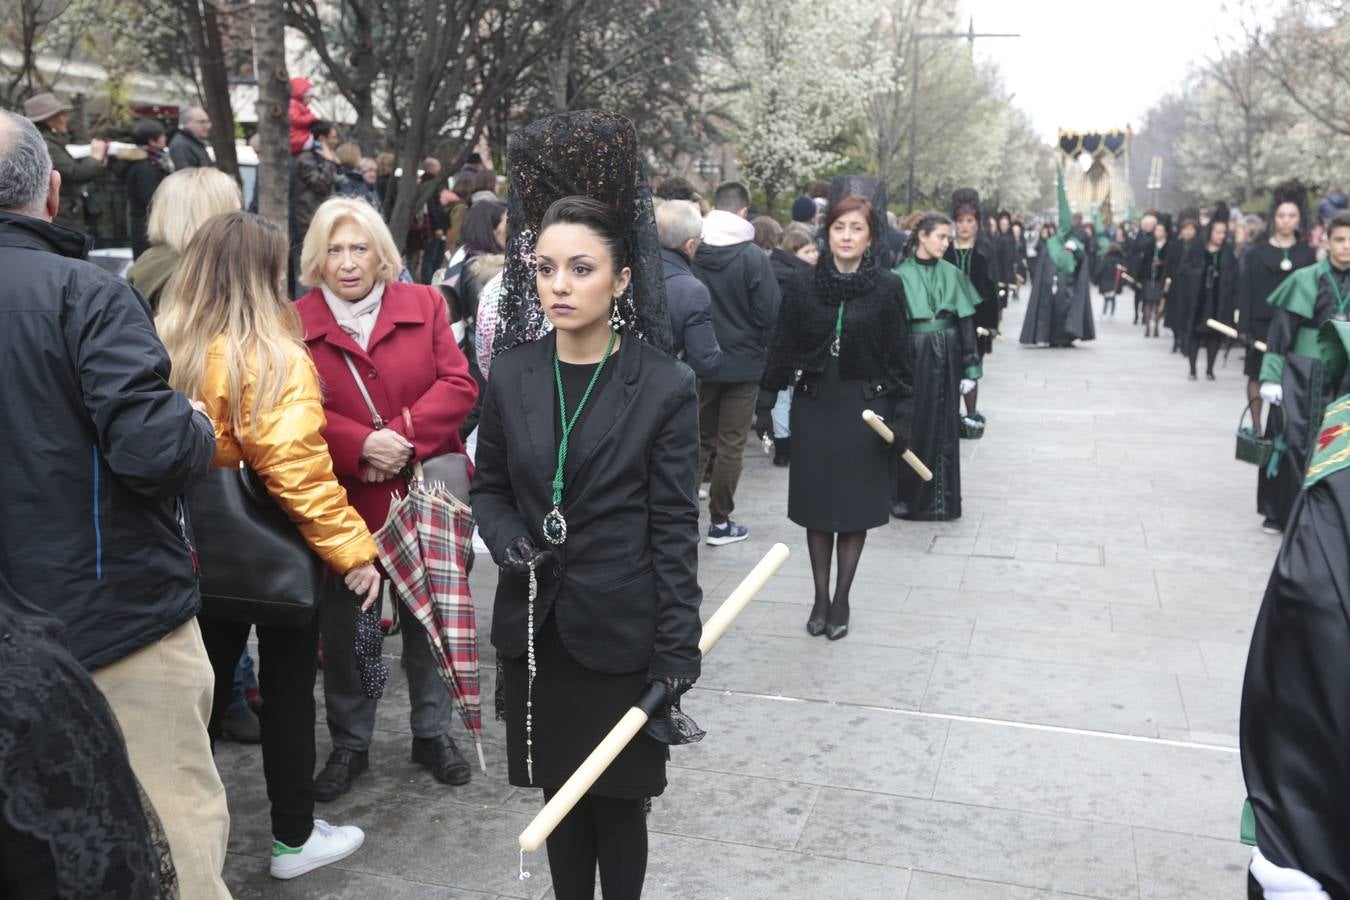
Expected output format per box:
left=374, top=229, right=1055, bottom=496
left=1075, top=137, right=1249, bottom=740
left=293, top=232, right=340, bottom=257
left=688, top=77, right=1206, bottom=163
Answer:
left=1260, top=382, right=1283, bottom=406
left=1063, top=239, right=1079, bottom=253
left=959, top=378, right=977, bottom=395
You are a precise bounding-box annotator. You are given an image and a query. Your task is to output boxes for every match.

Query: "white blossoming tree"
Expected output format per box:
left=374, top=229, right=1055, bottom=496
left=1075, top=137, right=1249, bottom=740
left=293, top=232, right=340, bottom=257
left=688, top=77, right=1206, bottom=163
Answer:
left=725, top=0, right=888, bottom=211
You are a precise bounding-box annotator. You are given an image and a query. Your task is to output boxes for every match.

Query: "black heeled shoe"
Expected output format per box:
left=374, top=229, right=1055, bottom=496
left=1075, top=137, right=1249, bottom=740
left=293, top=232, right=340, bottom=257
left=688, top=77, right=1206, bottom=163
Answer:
left=806, top=599, right=829, bottom=636
left=825, top=605, right=849, bottom=641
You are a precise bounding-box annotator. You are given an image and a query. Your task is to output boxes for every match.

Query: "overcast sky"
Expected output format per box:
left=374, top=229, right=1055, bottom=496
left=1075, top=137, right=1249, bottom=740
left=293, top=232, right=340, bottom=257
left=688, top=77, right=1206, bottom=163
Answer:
left=961, top=0, right=1234, bottom=142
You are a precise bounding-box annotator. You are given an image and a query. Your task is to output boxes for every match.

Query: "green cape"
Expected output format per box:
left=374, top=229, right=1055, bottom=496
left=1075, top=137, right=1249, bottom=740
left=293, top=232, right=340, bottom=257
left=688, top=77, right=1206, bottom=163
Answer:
left=1259, top=260, right=1346, bottom=383
left=893, top=256, right=980, bottom=321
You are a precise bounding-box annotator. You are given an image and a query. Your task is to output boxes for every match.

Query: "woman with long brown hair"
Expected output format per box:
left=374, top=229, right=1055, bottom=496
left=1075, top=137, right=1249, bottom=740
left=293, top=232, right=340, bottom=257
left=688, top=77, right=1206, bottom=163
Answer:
left=158, top=211, right=380, bottom=881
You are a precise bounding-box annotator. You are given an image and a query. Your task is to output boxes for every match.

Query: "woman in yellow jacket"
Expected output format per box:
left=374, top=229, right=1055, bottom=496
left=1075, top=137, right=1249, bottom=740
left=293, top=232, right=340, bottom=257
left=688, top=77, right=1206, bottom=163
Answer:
left=158, top=210, right=380, bottom=882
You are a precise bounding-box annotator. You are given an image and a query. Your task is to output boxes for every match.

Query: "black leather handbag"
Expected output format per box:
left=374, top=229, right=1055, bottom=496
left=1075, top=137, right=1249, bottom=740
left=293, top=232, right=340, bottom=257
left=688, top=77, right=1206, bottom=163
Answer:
left=187, top=462, right=325, bottom=626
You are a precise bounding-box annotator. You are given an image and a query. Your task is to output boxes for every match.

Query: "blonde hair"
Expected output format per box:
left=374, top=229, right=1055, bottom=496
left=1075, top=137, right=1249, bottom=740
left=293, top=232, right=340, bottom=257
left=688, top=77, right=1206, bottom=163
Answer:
left=300, top=196, right=403, bottom=288
left=147, top=168, right=242, bottom=252
left=335, top=141, right=362, bottom=169
left=157, top=211, right=305, bottom=436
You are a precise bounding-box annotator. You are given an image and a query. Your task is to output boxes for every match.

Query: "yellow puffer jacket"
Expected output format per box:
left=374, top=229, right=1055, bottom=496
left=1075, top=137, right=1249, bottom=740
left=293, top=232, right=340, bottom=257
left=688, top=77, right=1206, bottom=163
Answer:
left=199, top=337, right=377, bottom=574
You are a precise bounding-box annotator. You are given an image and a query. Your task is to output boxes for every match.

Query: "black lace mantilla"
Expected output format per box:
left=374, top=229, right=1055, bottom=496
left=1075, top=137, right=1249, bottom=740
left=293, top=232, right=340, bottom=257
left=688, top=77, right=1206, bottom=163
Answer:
left=0, top=602, right=177, bottom=898
left=494, top=110, right=672, bottom=357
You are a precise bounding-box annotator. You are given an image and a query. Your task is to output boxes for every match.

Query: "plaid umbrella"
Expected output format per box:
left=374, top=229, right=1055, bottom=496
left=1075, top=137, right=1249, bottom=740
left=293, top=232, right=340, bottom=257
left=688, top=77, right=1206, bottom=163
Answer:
left=373, top=476, right=485, bottom=772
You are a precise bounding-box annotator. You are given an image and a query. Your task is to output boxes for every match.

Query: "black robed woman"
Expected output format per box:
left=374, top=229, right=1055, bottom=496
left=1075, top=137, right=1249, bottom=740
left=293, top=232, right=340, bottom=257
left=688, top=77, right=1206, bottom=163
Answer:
left=944, top=188, right=999, bottom=424
left=762, top=192, right=915, bottom=641
left=1182, top=213, right=1237, bottom=381
left=471, top=111, right=701, bottom=900
left=1239, top=183, right=1317, bottom=533
left=891, top=213, right=981, bottom=521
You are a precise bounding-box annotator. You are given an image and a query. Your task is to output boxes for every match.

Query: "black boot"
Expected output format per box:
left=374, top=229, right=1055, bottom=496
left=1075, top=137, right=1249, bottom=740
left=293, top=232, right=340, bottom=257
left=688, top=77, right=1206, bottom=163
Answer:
left=313, top=748, right=369, bottom=802
left=772, top=436, right=791, bottom=467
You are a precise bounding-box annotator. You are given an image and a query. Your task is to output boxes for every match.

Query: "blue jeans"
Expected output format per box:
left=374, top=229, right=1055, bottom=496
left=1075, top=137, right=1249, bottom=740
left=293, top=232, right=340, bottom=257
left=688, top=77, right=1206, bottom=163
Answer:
left=771, top=388, right=793, bottom=439
left=229, top=647, right=257, bottom=710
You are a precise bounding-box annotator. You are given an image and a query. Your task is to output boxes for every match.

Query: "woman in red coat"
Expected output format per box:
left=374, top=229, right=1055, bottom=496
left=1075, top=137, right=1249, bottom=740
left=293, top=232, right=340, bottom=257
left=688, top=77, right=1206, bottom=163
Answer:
left=294, top=197, right=479, bottom=801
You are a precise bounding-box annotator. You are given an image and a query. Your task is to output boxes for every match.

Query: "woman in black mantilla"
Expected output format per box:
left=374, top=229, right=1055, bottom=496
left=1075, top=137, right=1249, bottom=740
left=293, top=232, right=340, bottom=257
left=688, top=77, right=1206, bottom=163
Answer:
left=762, top=185, right=914, bottom=641
left=944, top=188, right=998, bottom=425
left=1239, top=183, right=1317, bottom=533
left=1182, top=210, right=1237, bottom=381
left=471, top=112, right=702, bottom=900
left=891, top=212, right=982, bottom=520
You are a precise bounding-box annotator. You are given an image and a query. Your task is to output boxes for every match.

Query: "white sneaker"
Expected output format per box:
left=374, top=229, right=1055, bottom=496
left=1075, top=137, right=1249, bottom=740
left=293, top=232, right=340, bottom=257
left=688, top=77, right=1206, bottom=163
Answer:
left=270, top=819, right=365, bottom=880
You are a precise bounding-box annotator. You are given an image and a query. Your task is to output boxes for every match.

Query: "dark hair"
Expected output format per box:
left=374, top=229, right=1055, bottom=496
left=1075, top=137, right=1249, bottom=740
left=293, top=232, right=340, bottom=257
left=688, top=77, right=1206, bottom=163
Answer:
left=538, top=195, right=629, bottom=271
left=713, top=181, right=751, bottom=212
left=997, top=210, right=1012, bottom=224
left=1268, top=181, right=1307, bottom=240
left=750, top=215, right=783, bottom=252
left=824, top=194, right=875, bottom=246
left=780, top=225, right=814, bottom=254
left=451, top=170, right=477, bottom=198
left=655, top=176, right=697, bottom=202
left=807, top=181, right=830, bottom=199
left=130, top=117, right=165, bottom=146
left=465, top=152, right=483, bottom=165
left=1328, top=209, right=1350, bottom=238
left=310, top=120, right=336, bottom=140
left=459, top=199, right=506, bottom=253
left=1204, top=216, right=1229, bottom=246
left=901, top=211, right=952, bottom=259
left=471, top=169, right=498, bottom=195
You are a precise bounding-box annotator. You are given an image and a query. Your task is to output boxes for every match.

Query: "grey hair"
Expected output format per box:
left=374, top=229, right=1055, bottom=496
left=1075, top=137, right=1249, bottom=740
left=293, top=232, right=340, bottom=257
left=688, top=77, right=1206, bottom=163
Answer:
left=179, top=106, right=203, bottom=127
left=0, top=110, right=53, bottom=216
left=655, top=199, right=702, bottom=250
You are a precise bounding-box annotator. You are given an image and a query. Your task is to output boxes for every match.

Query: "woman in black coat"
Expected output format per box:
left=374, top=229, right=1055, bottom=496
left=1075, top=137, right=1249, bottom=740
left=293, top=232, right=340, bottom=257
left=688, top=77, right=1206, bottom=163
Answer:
left=1238, top=184, right=1317, bottom=532
left=762, top=193, right=914, bottom=640
left=471, top=112, right=701, bottom=900
left=1184, top=216, right=1238, bottom=380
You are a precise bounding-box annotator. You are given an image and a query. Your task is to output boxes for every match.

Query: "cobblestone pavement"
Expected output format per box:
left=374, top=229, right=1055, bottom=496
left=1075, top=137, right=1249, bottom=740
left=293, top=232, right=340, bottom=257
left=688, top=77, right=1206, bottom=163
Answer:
left=220, top=290, right=1260, bottom=898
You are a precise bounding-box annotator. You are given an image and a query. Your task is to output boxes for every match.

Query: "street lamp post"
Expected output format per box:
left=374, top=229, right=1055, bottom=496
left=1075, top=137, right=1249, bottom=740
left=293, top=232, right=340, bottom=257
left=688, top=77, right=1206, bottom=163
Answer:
left=905, top=17, right=1019, bottom=211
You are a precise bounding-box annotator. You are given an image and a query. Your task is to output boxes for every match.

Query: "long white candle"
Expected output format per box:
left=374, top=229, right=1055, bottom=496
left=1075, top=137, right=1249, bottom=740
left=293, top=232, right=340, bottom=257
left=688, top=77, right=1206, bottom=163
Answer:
left=862, top=410, right=933, bottom=482
left=516, top=543, right=791, bottom=853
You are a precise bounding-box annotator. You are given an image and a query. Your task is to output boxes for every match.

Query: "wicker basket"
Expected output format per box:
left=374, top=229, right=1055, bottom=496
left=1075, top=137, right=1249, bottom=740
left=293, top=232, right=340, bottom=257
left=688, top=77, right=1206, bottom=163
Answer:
left=959, top=416, right=986, bottom=440
left=1235, top=403, right=1273, bottom=467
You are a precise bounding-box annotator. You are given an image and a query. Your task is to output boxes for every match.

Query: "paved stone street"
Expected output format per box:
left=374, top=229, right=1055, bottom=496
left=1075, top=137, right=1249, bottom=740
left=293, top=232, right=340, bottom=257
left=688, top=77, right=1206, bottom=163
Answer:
left=220, top=291, right=1262, bottom=898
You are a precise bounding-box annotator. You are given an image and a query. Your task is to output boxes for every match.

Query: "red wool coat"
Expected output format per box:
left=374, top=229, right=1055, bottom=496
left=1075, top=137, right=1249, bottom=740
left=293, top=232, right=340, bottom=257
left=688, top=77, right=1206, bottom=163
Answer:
left=297, top=281, right=478, bottom=528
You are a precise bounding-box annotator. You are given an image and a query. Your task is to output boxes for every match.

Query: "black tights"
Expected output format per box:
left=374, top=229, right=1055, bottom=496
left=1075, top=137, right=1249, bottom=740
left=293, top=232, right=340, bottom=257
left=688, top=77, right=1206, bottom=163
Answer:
left=1189, top=333, right=1219, bottom=376
left=806, top=529, right=866, bottom=628
left=543, top=790, right=647, bottom=900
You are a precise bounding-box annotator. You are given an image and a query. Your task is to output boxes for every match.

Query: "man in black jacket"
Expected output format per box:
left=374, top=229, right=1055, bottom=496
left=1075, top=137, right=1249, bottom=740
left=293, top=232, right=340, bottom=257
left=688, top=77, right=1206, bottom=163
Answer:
left=692, top=182, right=781, bottom=545
left=1130, top=211, right=1159, bottom=324
left=168, top=105, right=214, bottom=170
left=0, top=110, right=229, bottom=899
left=657, top=199, right=722, bottom=379
left=115, top=117, right=174, bottom=258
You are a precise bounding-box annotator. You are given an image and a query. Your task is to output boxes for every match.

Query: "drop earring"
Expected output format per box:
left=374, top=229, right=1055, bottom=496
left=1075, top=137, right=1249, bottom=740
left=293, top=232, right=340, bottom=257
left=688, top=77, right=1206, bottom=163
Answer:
left=610, top=296, right=625, bottom=331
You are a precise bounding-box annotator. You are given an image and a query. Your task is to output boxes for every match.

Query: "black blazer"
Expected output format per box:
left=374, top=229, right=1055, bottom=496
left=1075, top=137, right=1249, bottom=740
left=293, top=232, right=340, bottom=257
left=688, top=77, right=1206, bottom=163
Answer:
left=471, top=331, right=702, bottom=679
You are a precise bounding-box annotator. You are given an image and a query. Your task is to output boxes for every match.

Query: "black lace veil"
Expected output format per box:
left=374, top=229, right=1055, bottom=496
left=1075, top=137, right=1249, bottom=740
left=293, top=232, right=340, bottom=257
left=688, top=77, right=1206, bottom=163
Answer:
left=494, top=110, right=672, bottom=357
left=0, top=577, right=177, bottom=898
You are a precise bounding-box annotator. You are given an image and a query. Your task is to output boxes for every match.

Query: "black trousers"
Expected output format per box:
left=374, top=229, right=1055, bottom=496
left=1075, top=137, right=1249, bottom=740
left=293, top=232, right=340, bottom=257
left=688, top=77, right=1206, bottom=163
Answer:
left=542, top=790, right=648, bottom=900
left=199, top=613, right=320, bottom=847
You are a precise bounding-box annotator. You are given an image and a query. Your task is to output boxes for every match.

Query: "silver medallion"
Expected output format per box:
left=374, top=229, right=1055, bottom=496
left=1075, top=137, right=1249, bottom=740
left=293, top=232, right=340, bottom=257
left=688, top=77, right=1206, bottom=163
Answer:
left=829, top=337, right=840, bottom=357
left=542, top=507, right=567, bottom=545
left=1281, top=257, right=1293, bottom=272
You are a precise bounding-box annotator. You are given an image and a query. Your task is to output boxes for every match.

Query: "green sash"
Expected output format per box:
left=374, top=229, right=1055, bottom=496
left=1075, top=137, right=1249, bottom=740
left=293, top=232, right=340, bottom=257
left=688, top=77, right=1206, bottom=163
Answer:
left=1304, top=320, right=1350, bottom=488
left=1260, top=261, right=1345, bottom=383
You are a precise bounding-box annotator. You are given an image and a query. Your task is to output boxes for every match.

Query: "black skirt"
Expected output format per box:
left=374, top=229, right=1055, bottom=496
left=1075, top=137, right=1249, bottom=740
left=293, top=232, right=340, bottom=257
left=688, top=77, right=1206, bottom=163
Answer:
left=501, top=613, right=666, bottom=798
left=788, top=357, right=892, bottom=532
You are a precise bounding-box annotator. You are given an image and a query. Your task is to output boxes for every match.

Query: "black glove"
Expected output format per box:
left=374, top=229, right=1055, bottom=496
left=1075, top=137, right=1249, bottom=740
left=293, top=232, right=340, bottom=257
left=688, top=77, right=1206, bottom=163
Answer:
left=501, top=535, right=555, bottom=579
left=886, top=416, right=912, bottom=455
left=641, top=673, right=704, bottom=746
